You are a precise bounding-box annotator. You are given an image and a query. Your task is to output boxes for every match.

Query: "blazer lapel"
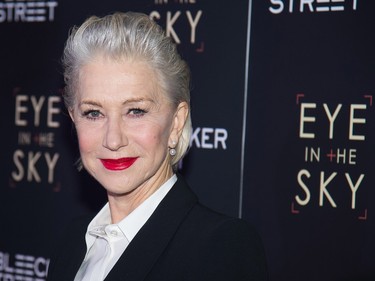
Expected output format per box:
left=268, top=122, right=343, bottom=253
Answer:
left=104, top=175, right=198, bottom=281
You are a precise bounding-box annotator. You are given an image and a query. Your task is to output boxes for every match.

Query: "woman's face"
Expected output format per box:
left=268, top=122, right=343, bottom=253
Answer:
left=70, top=55, right=187, bottom=200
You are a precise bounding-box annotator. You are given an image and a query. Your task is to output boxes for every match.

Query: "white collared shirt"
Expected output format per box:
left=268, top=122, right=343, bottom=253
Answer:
left=74, top=174, right=177, bottom=281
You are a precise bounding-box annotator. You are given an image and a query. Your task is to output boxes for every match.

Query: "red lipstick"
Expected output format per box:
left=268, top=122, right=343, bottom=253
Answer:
left=100, top=157, right=138, bottom=171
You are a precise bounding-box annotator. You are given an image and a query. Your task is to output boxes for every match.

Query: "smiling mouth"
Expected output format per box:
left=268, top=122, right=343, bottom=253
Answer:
left=100, top=157, right=138, bottom=171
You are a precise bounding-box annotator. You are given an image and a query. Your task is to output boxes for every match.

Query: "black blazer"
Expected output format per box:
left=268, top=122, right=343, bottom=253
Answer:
left=47, top=175, right=268, bottom=281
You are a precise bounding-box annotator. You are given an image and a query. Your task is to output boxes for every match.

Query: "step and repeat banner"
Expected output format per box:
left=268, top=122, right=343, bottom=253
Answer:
left=243, top=1, right=375, bottom=281
left=0, top=0, right=373, bottom=280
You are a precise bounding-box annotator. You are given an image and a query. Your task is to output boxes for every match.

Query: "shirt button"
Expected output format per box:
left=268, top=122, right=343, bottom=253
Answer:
left=110, top=230, right=118, bottom=236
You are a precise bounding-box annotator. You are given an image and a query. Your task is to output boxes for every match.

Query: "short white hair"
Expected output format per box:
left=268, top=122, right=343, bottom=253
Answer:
left=62, top=12, right=192, bottom=169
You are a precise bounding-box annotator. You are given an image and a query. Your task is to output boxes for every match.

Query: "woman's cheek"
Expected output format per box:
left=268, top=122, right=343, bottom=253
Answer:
left=136, top=124, right=164, bottom=146
left=77, top=127, right=99, bottom=153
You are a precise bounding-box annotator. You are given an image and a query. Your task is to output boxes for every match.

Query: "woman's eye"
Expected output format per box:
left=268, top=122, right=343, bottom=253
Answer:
left=128, top=108, right=147, bottom=117
left=83, top=110, right=102, bottom=119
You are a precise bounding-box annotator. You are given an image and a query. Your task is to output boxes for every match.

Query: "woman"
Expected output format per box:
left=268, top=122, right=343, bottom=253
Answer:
left=47, top=12, right=268, bottom=281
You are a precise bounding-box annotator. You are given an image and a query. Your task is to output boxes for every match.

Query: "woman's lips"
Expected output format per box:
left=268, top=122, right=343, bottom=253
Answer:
left=100, top=157, right=138, bottom=171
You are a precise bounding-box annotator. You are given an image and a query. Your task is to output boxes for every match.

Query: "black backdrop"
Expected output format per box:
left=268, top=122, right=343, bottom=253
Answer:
left=0, top=1, right=374, bottom=280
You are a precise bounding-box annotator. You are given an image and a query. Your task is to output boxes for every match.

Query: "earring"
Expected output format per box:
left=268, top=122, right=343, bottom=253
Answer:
left=169, top=148, right=176, bottom=156
left=169, top=140, right=177, bottom=156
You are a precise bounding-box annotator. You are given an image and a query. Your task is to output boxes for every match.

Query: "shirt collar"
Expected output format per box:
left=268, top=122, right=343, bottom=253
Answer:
left=85, top=174, right=177, bottom=247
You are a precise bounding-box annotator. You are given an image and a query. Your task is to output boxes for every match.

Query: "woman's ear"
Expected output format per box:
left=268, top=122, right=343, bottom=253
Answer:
left=169, top=102, right=189, bottom=146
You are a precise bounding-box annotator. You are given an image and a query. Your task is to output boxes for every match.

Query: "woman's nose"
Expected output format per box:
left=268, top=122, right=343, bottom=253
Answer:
left=102, top=117, right=128, bottom=151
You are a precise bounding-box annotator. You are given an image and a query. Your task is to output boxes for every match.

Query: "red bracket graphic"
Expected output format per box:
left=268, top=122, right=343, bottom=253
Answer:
left=196, top=42, right=205, bottom=53
left=358, top=209, right=368, bottom=220
left=291, top=202, right=300, bottom=214
left=296, top=93, right=305, bottom=105
left=13, top=87, right=21, bottom=96
left=364, top=95, right=373, bottom=106
left=53, top=182, right=62, bottom=192
left=9, top=178, right=16, bottom=188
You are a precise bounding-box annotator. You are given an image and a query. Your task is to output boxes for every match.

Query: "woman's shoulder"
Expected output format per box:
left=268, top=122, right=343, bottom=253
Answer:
left=187, top=202, right=261, bottom=240
left=173, top=175, right=262, bottom=242
left=177, top=202, right=268, bottom=280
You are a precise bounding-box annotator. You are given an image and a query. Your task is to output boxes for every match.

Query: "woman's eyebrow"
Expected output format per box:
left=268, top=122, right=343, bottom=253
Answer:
left=78, top=97, right=156, bottom=107
left=121, top=97, right=157, bottom=105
